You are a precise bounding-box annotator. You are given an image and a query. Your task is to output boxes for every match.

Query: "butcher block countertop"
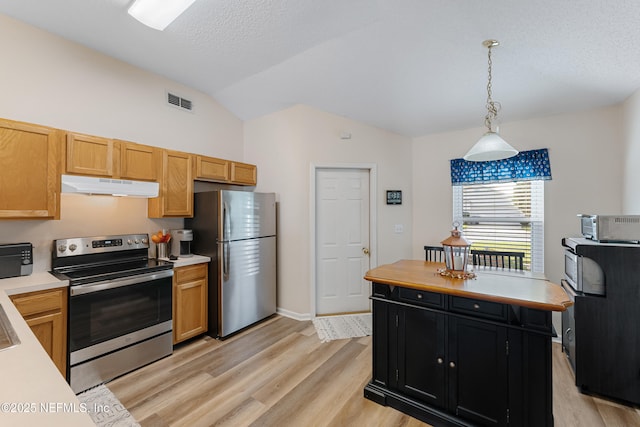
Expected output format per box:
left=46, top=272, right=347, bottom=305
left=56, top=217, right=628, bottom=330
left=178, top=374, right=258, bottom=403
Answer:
left=365, top=260, right=572, bottom=312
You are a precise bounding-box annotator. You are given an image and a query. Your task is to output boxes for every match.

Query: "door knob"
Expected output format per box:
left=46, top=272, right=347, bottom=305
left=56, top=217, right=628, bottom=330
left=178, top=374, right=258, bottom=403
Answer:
left=362, top=248, right=370, bottom=255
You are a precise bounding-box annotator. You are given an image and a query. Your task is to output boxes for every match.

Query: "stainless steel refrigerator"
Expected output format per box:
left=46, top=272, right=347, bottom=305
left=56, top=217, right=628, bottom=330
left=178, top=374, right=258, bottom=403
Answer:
left=187, top=190, right=276, bottom=338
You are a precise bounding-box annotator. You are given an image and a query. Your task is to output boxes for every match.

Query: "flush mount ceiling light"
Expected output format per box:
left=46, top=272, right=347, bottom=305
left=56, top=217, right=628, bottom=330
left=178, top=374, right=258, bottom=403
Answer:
left=127, top=0, right=197, bottom=31
left=463, top=40, right=519, bottom=162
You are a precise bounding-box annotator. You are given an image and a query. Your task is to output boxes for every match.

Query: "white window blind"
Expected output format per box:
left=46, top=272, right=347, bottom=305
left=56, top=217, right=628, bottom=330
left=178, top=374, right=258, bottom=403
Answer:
left=453, top=180, right=544, bottom=272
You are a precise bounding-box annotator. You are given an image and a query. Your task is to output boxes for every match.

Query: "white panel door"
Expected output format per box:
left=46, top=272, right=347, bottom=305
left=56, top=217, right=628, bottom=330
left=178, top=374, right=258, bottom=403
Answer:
left=316, top=168, right=370, bottom=315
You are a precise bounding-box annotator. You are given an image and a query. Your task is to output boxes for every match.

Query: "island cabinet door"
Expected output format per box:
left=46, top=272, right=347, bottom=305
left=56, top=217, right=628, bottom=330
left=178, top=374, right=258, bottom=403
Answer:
left=396, top=304, right=447, bottom=409
left=371, top=299, right=392, bottom=388
left=448, top=317, right=509, bottom=426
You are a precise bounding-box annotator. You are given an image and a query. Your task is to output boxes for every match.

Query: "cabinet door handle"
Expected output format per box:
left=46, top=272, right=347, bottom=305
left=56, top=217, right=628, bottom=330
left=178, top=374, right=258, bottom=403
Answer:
left=449, top=361, right=456, bottom=368
left=437, top=357, right=443, bottom=364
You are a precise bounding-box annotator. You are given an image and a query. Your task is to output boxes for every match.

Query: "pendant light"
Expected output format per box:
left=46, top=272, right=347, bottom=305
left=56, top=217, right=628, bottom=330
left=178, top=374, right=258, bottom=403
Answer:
left=463, top=40, right=518, bottom=162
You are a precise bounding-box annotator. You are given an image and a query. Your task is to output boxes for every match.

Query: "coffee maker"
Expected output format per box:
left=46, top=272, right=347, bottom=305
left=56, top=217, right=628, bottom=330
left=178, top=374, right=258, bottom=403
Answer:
left=170, top=229, right=193, bottom=258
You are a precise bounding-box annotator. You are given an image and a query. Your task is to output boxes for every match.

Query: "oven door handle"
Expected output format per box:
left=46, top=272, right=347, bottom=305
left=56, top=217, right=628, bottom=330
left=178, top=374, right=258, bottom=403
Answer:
left=70, top=270, right=173, bottom=296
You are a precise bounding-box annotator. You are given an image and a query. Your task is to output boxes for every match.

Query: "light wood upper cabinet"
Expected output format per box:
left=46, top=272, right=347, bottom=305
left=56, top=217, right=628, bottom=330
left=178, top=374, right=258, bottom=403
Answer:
left=173, top=263, right=208, bottom=344
left=0, top=115, right=256, bottom=221
left=194, top=156, right=258, bottom=186
left=118, top=140, right=159, bottom=181
left=10, top=287, right=68, bottom=377
left=148, top=149, right=193, bottom=218
left=194, top=155, right=230, bottom=182
left=0, top=118, right=62, bottom=219
left=65, top=132, right=115, bottom=177
left=230, top=161, right=257, bottom=185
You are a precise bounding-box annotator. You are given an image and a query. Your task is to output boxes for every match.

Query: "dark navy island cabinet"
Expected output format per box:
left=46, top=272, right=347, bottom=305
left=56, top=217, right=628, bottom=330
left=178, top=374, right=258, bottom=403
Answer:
left=365, top=283, right=555, bottom=427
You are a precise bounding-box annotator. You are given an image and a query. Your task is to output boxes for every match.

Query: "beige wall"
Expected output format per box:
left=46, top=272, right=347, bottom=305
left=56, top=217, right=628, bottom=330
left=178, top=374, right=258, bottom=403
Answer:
left=0, top=14, right=243, bottom=271
left=412, top=105, right=624, bottom=286
left=244, top=105, right=413, bottom=318
left=5, top=196, right=182, bottom=272
left=623, top=89, right=640, bottom=213
left=0, top=15, right=243, bottom=158
left=412, top=106, right=625, bottom=334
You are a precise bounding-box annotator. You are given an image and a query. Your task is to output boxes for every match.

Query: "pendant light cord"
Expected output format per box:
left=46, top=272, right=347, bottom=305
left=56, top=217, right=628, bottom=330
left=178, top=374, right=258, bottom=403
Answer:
left=484, top=44, right=501, bottom=133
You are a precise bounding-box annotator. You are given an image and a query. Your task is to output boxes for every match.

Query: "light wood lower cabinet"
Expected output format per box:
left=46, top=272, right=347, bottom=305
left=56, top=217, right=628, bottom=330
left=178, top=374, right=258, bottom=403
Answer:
left=0, top=118, right=62, bottom=219
left=10, top=287, right=68, bottom=377
left=173, top=263, right=208, bottom=344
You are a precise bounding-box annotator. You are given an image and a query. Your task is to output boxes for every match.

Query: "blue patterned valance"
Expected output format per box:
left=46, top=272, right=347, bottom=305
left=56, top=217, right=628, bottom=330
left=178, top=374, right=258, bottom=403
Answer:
left=450, top=148, right=552, bottom=185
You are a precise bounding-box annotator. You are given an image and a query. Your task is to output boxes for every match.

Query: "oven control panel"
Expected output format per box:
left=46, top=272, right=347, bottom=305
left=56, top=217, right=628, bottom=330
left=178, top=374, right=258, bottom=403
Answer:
left=92, top=239, right=123, bottom=248
left=54, top=234, right=150, bottom=257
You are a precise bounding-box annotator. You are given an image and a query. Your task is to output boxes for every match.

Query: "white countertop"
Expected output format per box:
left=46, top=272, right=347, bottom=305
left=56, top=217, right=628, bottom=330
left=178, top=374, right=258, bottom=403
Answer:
left=159, top=254, right=211, bottom=268
left=0, top=273, right=94, bottom=426
left=0, top=272, right=68, bottom=296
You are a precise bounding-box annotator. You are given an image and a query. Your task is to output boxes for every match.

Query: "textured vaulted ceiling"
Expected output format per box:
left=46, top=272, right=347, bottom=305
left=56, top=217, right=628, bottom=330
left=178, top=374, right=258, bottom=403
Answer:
left=1, top=0, right=639, bottom=137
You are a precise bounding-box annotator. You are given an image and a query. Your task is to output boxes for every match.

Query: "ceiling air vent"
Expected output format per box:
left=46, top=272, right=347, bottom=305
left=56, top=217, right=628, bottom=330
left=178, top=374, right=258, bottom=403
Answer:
left=180, top=98, right=192, bottom=110
left=167, top=92, right=193, bottom=111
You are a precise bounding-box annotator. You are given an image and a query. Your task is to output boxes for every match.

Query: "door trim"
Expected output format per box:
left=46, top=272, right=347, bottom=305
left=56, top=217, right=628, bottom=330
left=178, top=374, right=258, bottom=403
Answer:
left=310, top=163, right=378, bottom=318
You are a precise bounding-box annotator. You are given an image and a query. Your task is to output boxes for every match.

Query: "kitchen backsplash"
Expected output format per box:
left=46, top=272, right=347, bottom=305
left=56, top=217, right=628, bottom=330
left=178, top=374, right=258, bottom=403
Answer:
left=0, top=194, right=182, bottom=272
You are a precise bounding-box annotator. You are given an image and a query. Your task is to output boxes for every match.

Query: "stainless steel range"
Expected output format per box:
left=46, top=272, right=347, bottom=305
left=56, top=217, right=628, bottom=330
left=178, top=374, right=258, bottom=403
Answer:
left=51, top=233, right=173, bottom=394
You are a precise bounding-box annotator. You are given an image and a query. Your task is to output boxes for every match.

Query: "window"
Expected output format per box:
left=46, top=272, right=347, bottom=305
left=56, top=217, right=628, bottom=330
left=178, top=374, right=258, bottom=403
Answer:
left=453, top=180, right=544, bottom=272
left=449, top=149, right=551, bottom=272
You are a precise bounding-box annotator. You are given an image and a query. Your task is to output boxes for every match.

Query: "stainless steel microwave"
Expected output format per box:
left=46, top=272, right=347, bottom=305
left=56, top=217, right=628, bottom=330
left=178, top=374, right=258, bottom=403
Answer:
left=562, top=237, right=605, bottom=295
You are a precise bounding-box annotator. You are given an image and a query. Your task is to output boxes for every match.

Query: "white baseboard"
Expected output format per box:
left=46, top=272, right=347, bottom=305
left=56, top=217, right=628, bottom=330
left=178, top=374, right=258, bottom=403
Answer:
left=276, top=307, right=311, bottom=321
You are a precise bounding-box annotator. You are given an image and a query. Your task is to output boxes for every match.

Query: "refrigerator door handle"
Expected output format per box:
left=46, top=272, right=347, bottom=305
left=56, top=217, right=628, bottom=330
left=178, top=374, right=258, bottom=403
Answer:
left=223, top=201, right=230, bottom=241
left=223, top=241, right=230, bottom=280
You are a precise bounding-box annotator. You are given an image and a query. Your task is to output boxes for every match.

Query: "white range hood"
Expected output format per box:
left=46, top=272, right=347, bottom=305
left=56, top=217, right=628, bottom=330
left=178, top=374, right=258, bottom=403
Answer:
left=61, top=174, right=159, bottom=197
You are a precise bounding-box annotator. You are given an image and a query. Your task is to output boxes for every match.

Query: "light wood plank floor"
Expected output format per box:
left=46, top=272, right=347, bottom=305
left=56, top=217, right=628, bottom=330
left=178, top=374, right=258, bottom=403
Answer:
left=108, top=315, right=640, bottom=426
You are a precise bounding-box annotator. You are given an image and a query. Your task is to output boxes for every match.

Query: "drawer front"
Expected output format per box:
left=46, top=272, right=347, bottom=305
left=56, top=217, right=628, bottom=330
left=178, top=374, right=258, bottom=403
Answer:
left=520, top=307, right=553, bottom=332
left=398, top=287, right=444, bottom=309
left=11, top=289, right=64, bottom=317
left=372, top=283, right=392, bottom=298
left=175, top=263, right=207, bottom=282
left=449, top=296, right=508, bottom=322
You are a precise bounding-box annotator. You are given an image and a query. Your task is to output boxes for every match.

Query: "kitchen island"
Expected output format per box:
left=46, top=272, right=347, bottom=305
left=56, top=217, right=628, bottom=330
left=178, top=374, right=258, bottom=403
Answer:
left=363, top=260, right=571, bottom=427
